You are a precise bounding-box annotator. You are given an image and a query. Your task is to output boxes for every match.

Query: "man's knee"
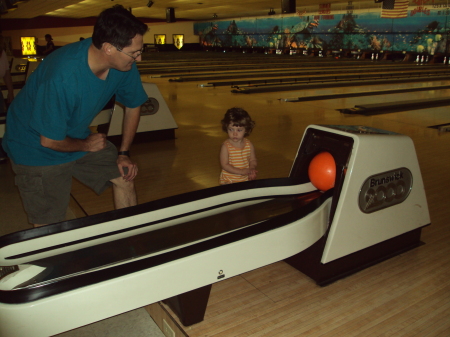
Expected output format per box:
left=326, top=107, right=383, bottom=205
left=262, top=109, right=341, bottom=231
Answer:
left=111, top=176, right=135, bottom=191
left=111, top=177, right=137, bottom=208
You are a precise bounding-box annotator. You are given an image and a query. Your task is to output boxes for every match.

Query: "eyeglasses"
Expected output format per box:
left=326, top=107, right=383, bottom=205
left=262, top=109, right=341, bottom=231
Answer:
left=113, top=45, right=144, bottom=60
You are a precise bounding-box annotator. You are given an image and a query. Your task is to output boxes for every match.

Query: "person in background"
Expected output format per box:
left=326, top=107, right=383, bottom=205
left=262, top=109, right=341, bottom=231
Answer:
left=219, top=107, right=257, bottom=185
left=42, top=34, right=55, bottom=55
left=2, top=5, right=148, bottom=227
left=0, top=35, right=14, bottom=164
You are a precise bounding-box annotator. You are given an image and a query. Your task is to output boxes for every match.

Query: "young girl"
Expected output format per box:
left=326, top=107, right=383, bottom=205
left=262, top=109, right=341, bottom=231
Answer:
left=219, top=107, right=257, bottom=185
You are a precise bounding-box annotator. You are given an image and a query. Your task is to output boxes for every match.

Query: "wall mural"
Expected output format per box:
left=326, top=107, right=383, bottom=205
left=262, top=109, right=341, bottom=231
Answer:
left=194, top=8, right=450, bottom=54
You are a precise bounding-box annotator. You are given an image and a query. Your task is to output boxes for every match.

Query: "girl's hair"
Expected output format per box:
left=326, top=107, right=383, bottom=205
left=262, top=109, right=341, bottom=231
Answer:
left=221, top=107, right=255, bottom=136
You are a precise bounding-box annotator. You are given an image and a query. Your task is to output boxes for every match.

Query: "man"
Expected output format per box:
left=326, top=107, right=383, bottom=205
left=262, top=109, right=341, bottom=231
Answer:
left=2, top=5, right=148, bottom=227
left=42, top=34, right=55, bottom=55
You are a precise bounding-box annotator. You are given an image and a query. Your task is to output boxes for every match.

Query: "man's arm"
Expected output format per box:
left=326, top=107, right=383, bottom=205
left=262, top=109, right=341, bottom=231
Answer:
left=117, top=106, right=141, bottom=181
left=120, top=106, right=140, bottom=153
left=40, top=133, right=106, bottom=152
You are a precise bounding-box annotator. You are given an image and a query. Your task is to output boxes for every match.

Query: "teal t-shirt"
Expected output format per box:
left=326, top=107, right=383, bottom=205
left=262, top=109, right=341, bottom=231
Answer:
left=3, top=38, right=147, bottom=166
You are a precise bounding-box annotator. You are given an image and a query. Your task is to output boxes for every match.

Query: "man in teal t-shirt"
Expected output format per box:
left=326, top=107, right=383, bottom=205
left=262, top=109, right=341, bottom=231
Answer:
left=3, top=5, right=149, bottom=227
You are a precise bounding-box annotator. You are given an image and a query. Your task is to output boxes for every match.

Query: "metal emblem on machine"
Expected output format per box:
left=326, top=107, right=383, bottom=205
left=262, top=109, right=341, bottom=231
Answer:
left=359, top=168, right=413, bottom=213
left=140, top=97, right=159, bottom=116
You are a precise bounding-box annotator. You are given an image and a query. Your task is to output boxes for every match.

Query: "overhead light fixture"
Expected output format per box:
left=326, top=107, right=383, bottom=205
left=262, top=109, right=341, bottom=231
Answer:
left=147, top=1, right=154, bottom=7
left=268, top=8, right=275, bottom=15
left=213, top=13, right=217, bottom=18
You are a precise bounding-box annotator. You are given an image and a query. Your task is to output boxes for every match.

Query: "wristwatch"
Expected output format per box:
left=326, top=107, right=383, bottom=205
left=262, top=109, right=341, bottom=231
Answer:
left=118, top=151, right=130, bottom=157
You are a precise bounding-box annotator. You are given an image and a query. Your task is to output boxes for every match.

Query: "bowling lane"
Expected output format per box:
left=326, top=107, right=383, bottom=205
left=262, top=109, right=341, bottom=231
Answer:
left=70, top=53, right=450, bottom=218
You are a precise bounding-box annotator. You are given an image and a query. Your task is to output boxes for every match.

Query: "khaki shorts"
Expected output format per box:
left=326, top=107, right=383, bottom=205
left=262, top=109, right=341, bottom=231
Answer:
left=11, top=141, right=121, bottom=224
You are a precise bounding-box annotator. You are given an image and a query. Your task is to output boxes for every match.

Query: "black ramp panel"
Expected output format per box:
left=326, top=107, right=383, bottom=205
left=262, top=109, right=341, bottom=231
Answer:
left=28, top=192, right=322, bottom=284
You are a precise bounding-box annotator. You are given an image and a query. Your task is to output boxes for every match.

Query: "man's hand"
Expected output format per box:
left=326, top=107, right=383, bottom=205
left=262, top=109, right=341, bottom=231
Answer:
left=84, top=133, right=107, bottom=152
left=117, top=155, right=138, bottom=181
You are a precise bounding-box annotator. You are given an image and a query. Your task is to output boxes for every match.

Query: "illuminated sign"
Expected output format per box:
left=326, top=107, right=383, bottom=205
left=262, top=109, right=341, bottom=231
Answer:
left=154, top=34, right=166, bottom=45
left=21, top=37, right=36, bottom=56
left=173, top=34, right=184, bottom=49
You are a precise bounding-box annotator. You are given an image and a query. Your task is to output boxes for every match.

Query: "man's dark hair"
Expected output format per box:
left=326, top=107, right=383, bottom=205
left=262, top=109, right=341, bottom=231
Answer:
left=92, top=5, right=148, bottom=49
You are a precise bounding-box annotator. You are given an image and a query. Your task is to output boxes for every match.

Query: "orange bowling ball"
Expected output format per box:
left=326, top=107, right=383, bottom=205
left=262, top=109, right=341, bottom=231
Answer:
left=308, top=152, right=336, bottom=191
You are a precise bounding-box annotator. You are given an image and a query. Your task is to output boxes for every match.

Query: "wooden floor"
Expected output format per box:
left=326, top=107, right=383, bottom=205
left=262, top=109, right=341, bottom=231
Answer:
left=76, top=54, right=450, bottom=336
left=3, top=53, right=450, bottom=336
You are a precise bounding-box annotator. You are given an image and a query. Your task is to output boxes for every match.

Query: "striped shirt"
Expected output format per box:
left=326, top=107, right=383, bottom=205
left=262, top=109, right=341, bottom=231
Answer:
left=220, top=138, right=252, bottom=185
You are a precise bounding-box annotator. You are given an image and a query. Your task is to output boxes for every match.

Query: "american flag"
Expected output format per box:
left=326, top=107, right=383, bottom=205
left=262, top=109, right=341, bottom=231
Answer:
left=381, top=0, right=409, bottom=19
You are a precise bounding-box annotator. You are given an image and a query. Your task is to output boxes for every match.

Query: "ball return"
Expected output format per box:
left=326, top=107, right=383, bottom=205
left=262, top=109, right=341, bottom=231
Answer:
left=0, top=125, right=430, bottom=336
